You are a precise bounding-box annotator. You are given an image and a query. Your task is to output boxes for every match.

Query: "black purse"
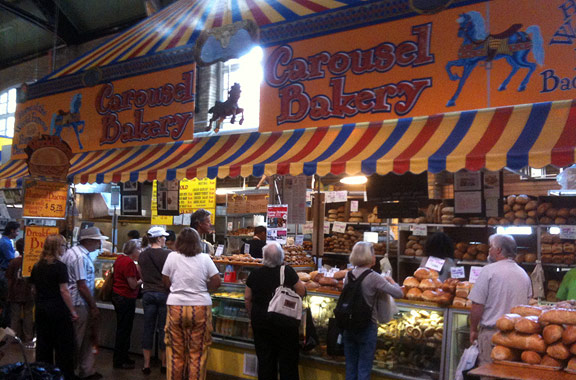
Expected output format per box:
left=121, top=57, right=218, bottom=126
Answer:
left=326, top=317, right=344, bottom=356
left=299, top=308, right=318, bottom=352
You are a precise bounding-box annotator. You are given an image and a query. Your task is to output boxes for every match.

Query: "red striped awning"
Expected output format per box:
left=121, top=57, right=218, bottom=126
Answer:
left=0, top=99, right=575, bottom=188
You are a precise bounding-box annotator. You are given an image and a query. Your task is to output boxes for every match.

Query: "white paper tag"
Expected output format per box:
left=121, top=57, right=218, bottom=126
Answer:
left=425, top=256, right=446, bottom=272
left=333, top=221, right=347, bottom=233
left=325, top=192, right=335, bottom=203
left=302, top=221, right=314, bottom=234
left=335, top=191, right=348, bottom=202
left=215, top=246, right=224, bottom=257
left=450, top=266, right=465, bottom=279
left=560, top=226, right=576, bottom=239
left=227, top=222, right=233, bottom=231
left=323, top=222, right=331, bottom=234
left=318, top=267, right=327, bottom=274
left=295, top=235, right=304, bottom=246
left=350, top=200, right=359, bottom=212
left=412, top=224, right=427, bottom=236
left=325, top=271, right=334, bottom=278
left=469, top=266, right=484, bottom=283
left=244, top=244, right=250, bottom=254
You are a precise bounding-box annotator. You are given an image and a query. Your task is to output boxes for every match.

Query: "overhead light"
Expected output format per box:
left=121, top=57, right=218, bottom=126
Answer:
left=496, top=226, right=533, bottom=235
left=340, top=176, right=367, bottom=185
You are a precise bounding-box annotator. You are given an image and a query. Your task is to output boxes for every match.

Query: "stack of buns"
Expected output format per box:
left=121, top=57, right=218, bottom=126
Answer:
left=490, top=304, right=576, bottom=371
left=537, top=203, right=576, bottom=225
left=324, top=226, right=363, bottom=253
left=348, top=210, right=365, bottom=223
left=404, top=235, right=426, bottom=256
left=547, top=280, right=560, bottom=303
left=541, top=233, right=575, bottom=265
left=300, top=269, right=348, bottom=293
left=453, top=242, right=489, bottom=262
left=327, top=206, right=346, bottom=222
left=498, top=194, right=538, bottom=226
left=367, top=206, right=383, bottom=223
left=452, top=281, right=473, bottom=308
left=283, top=246, right=314, bottom=266
left=402, top=268, right=453, bottom=305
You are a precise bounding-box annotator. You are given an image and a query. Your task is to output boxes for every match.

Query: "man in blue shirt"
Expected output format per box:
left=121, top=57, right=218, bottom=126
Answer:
left=0, top=221, right=20, bottom=327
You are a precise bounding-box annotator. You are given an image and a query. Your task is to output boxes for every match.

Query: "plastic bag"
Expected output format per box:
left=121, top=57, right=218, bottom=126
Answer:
left=530, top=261, right=545, bottom=299
left=557, top=164, right=576, bottom=189
left=380, top=255, right=393, bottom=276
left=455, top=341, right=478, bottom=380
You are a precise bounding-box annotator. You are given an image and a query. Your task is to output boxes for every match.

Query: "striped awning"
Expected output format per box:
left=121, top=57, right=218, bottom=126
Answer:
left=1, top=99, right=575, bottom=188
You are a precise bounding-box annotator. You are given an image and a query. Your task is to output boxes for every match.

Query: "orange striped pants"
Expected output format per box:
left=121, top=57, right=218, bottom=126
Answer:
left=165, top=305, right=213, bottom=380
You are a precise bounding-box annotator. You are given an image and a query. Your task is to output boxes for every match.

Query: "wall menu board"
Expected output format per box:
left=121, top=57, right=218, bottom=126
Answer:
left=23, top=226, right=59, bottom=277
left=179, top=178, right=216, bottom=213
left=23, top=179, right=68, bottom=219
left=151, top=180, right=174, bottom=225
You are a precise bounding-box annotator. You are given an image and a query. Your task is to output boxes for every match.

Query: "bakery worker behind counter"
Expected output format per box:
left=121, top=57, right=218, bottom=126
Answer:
left=418, top=232, right=456, bottom=282
left=190, top=209, right=215, bottom=255
left=556, top=268, right=576, bottom=301
left=468, top=234, right=532, bottom=371
left=242, top=226, right=267, bottom=259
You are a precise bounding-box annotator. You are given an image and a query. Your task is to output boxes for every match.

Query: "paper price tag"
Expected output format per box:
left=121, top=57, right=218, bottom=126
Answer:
left=244, top=244, right=251, bottom=254
left=323, top=222, right=331, bottom=234
left=325, top=192, right=336, bottom=203
left=425, top=256, right=446, bottom=272
left=469, top=266, right=484, bottom=284
left=227, top=222, right=233, bottom=231
left=325, top=271, right=334, bottom=278
left=333, top=221, right=347, bottom=233
left=295, top=235, right=304, bottom=246
left=302, top=221, right=314, bottom=234
left=215, top=246, right=224, bottom=257
left=450, top=266, right=465, bottom=279
left=350, top=200, right=359, bottom=212
left=412, top=224, right=427, bottom=236
left=560, top=226, right=576, bottom=240
left=318, top=267, right=327, bottom=274
left=335, top=191, right=348, bottom=202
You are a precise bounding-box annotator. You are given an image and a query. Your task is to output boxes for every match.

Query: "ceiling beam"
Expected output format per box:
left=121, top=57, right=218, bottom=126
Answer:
left=29, top=0, right=82, bottom=44
left=0, top=0, right=56, bottom=35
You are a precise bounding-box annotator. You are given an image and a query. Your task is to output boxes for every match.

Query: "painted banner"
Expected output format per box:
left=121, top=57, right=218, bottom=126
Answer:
left=260, top=0, right=576, bottom=131
left=13, top=63, right=196, bottom=159
left=23, top=179, right=68, bottom=219
left=23, top=226, right=59, bottom=277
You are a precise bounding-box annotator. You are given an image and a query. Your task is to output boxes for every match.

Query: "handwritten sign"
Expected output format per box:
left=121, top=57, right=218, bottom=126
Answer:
left=295, top=235, right=304, bottom=246
left=350, top=200, right=359, bottom=212
left=560, top=226, right=576, bottom=240
left=425, top=256, right=446, bottom=272
left=23, top=180, right=68, bottom=219
left=411, top=224, right=427, bottom=236
left=23, top=226, right=59, bottom=277
left=215, top=245, right=224, bottom=257
left=450, top=266, right=466, bottom=279
left=335, top=191, right=348, bottom=202
left=244, top=244, right=250, bottom=254
left=302, top=221, right=314, bottom=234
left=469, top=266, right=484, bottom=284
left=333, top=221, right=347, bottom=233
left=323, top=222, right=331, bottom=234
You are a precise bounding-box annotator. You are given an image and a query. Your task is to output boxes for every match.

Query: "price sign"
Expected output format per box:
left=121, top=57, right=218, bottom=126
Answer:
left=215, top=246, right=224, bottom=257
left=425, top=256, right=446, bottom=272
left=244, top=244, right=250, bottom=254
left=295, top=235, right=304, bottom=246
left=325, top=271, right=334, bottom=278
left=23, top=180, right=68, bottom=219
left=412, top=224, right=427, bottom=236
left=333, top=221, right=347, bottom=233
left=350, top=200, right=359, bottom=212
left=23, top=226, right=60, bottom=276
left=451, top=266, right=466, bottom=279
left=323, top=222, right=331, bottom=234
left=318, top=267, right=327, bottom=274
left=325, top=192, right=336, bottom=203
left=469, top=266, right=484, bottom=283
left=302, top=221, right=314, bottom=234
left=227, top=222, right=233, bottom=231
left=560, top=226, right=576, bottom=240
left=335, top=191, right=348, bottom=202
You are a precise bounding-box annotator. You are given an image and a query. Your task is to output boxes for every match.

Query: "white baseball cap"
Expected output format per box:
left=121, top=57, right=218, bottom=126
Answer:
left=147, top=226, right=169, bottom=238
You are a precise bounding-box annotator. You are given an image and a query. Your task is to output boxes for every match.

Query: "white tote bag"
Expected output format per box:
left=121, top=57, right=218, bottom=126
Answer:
left=455, top=341, right=479, bottom=380
left=268, top=265, right=303, bottom=321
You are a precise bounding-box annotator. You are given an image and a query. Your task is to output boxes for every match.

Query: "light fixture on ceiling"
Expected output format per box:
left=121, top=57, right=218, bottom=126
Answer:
left=340, top=176, right=367, bottom=185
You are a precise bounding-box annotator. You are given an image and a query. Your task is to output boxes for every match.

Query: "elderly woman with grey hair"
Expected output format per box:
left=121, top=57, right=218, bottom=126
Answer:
left=245, top=242, right=305, bottom=380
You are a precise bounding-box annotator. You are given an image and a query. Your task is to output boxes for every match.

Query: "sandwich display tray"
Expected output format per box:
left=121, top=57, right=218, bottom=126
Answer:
left=494, top=359, right=562, bottom=371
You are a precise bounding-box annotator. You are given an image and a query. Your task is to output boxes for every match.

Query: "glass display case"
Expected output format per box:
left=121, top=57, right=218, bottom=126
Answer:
left=211, top=284, right=253, bottom=342
left=444, top=308, right=471, bottom=380
left=93, top=257, right=115, bottom=296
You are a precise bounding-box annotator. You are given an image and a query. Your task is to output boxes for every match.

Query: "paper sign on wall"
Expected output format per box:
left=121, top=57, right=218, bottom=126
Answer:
left=323, top=222, right=331, bottom=234
left=411, top=224, right=427, bottom=236
left=23, top=180, right=68, bottom=219
left=332, top=221, right=347, bottom=233
left=469, top=266, right=484, bottom=283
left=350, top=200, right=359, bottom=212
left=302, top=221, right=314, bottom=234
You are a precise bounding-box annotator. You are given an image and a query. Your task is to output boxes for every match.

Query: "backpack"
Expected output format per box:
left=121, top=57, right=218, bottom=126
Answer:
left=334, top=269, right=373, bottom=331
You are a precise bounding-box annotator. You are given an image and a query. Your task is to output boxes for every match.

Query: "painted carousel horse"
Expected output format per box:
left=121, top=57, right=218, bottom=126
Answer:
left=207, top=83, right=244, bottom=133
left=445, top=11, right=544, bottom=107
left=50, top=93, right=85, bottom=149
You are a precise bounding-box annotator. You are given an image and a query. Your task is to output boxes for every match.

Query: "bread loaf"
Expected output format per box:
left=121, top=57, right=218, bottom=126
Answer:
left=403, top=276, right=420, bottom=288
left=452, top=297, right=467, bottom=308
left=563, top=325, right=576, bottom=345
left=543, top=324, right=564, bottom=345
left=510, top=305, right=543, bottom=317
left=540, top=308, right=576, bottom=325
left=333, top=270, right=348, bottom=280
left=305, top=281, right=320, bottom=290
left=541, top=355, right=563, bottom=367
left=547, top=342, right=571, bottom=360
left=319, top=277, right=338, bottom=286
left=570, top=342, right=576, bottom=356
left=298, top=272, right=311, bottom=282
left=491, top=345, right=519, bottom=361
left=514, top=316, right=542, bottom=334
left=421, top=290, right=437, bottom=302
left=567, top=357, right=576, bottom=371
left=419, top=278, right=438, bottom=290
left=491, top=331, right=546, bottom=353
left=496, top=314, right=522, bottom=332
left=406, top=288, right=422, bottom=300
left=414, top=268, right=433, bottom=280
left=521, top=351, right=541, bottom=365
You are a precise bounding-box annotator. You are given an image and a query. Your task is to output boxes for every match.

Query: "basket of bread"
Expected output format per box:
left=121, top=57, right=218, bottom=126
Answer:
left=490, top=303, right=576, bottom=372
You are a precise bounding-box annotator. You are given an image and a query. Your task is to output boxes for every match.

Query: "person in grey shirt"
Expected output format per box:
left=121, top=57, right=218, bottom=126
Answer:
left=468, top=234, right=532, bottom=371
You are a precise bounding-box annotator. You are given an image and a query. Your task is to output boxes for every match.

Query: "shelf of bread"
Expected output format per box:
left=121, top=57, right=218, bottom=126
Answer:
left=541, top=232, right=576, bottom=265
left=489, top=302, right=576, bottom=372
left=299, top=269, right=347, bottom=293
left=454, top=242, right=489, bottom=262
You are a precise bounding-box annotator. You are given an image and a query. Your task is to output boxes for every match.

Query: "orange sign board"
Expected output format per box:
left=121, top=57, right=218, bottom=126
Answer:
left=22, top=226, right=60, bottom=277
left=260, top=0, right=576, bottom=131
left=23, top=179, right=68, bottom=218
left=13, top=64, right=196, bottom=159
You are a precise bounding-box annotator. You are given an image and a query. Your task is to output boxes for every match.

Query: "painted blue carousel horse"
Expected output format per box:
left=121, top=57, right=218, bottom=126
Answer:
left=445, top=11, right=544, bottom=107
left=50, top=93, right=85, bottom=149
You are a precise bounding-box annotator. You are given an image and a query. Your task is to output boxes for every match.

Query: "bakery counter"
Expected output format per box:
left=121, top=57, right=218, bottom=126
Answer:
left=469, top=363, right=576, bottom=380
left=96, top=300, right=145, bottom=355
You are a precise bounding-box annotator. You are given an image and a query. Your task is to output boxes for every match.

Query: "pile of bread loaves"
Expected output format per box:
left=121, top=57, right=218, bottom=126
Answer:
left=491, top=304, right=576, bottom=371
left=453, top=242, right=489, bottom=262
left=541, top=233, right=576, bottom=265
left=298, top=269, right=348, bottom=293
left=402, top=268, right=453, bottom=305
left=283, top=246, right=315, bottom=266
left=404, top=235, right=426, bottom=256
left=327, top=206, right=346, bottom=222
left=324, top=227, right=363, bottom=253
left=212, top=253, right=261, bottom=264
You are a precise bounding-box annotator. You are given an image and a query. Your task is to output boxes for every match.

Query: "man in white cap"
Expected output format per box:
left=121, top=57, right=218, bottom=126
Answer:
left=61, top=226, right=108, bottom=380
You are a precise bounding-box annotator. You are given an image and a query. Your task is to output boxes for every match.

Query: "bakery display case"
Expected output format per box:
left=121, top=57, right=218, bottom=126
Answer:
left=211, top=284, right=253, bottom=342
left=444, top=308, right=471, bottom=380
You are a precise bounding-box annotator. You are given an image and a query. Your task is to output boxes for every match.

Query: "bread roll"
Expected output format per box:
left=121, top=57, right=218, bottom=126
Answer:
left=406, top=288, right=422, bottom=300
left=571, top=342, right=576, bottom=356
left=540, top=308, right=576, bottom=325
left=510, top=305, right=543, bottom=317
left=491, top=331, right=546, bottom=353
left=541, top=355, right=563, bottom=367
left=419, top=278, right=438, bottom=290
left=558, top=208, right=570, bottom=218
left=516, top=194, right=530, bottom=204
left=456, top=242, right=469, bottom=251
left=563, top=325, right=576, bottom=345
left=507, top=195, right=516, bottom=206
left=567, top=357, right=576, bottom=371
left=524, top=253, right=537, bottom=263
left=421, top=290, right=437, bottom=302
left=514, top=316, right=542, bottom=334
left=520, top=351, right=541, bottom=365
left=525, top=200, right=538, bottom=211
left=547, top=342, right=570, bottom=360
left=496, top=314, right=522, bottom=332
left=564, top=243, right=575, bottom=253
left=491, top=345, right=519, bottom=361
left=543, top=324, right=564, bottom=344
left=403, top=276, right=420, bottom=288
left=305, top=281, right=320, bottom=290
left=414, top=268, right=432, bottom=280
left=452, top=297, right=467, bottom=308
left=319, top=277, right=338, bottom=286
left=333, top=270, right=348, bottom=280
left=297, top=272, right=311, bottom=282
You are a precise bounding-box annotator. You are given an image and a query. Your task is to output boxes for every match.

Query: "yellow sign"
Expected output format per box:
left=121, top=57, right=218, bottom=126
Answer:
left=23, top=179, right=68, bottom=219
left=151, top=181, right=174, bottom=225
left=22, top=226, right=59, bottom=277
left=179, top=178, right=216, bottom=213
